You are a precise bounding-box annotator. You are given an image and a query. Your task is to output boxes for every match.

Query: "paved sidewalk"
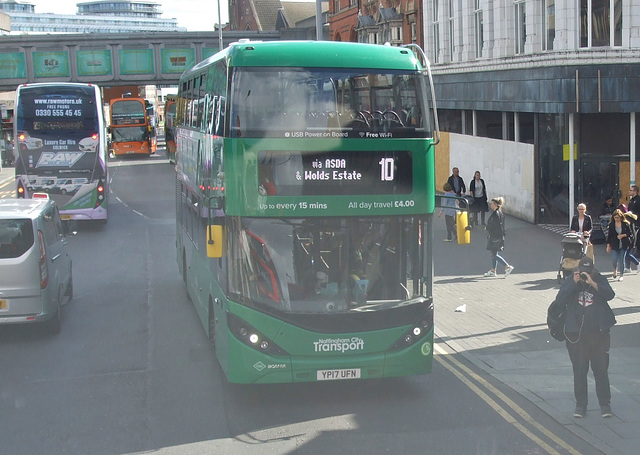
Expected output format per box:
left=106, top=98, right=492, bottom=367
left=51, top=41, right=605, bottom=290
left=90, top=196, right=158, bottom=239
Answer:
left=433, top=215, right=639, bottom=455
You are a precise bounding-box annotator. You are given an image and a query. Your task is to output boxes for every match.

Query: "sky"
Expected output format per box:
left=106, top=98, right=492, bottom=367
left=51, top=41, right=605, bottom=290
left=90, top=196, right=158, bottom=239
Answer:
left=27, top=1, right=230, bottom=32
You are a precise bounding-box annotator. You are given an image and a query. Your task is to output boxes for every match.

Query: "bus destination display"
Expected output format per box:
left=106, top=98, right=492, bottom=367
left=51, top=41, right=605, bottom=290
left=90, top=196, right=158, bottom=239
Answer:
left=258, top=150, right=412, bottom=196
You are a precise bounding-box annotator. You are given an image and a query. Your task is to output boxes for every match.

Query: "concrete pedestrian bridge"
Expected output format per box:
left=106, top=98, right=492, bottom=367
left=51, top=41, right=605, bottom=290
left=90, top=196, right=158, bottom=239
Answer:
left=0, top=31, right=280, bottom=91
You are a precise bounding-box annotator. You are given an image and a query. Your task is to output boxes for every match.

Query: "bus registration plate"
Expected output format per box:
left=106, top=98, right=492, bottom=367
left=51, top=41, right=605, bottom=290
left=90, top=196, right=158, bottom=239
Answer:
left=60, top=214, right=72, bottom=220
left=317, top=368, right=361, bottom=381
left=0, top=299, right=7, bottom=310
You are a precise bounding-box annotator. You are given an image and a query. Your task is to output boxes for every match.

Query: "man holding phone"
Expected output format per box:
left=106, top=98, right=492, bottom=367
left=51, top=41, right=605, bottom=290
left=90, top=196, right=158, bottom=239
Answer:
left=553, top=256, right=616, bottom=419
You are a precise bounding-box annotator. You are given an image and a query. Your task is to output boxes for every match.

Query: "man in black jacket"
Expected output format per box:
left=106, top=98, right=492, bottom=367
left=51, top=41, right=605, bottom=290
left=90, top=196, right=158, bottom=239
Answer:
left=446, top=167, right=466, bottom=197
left=554, top=256, right=616, bottom=419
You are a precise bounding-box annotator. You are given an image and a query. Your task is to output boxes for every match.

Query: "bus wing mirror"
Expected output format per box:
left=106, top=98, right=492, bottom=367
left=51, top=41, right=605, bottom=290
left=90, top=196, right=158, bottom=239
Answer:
left=207, top=225, right=223, bottom=258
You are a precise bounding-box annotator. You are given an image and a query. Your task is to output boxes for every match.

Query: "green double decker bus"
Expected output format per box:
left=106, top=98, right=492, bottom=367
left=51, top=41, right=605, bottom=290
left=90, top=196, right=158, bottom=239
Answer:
left=175, top=40, right=440, bottom=384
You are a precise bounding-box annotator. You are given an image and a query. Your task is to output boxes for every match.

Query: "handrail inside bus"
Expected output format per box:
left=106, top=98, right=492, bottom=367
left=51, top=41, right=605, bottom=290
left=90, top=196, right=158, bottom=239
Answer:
left=402, top=44, right=440, bottom=146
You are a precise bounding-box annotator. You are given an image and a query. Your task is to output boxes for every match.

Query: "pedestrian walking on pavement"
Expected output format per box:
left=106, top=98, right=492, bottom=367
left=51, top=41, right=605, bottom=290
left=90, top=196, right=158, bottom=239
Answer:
left=626, top=185, right=640, bottom=272
left=570, top=203, right=593, bottom=237
left=618, top=207, right=640, bottom=273
left=438, top=182, right=457, bottom=242
left=554, top=256, right=616, bottom=419
left=483, top=197, right=514, bottom=277
left=469, top=171, right=488, bottom=227
left=446, top=167, right=466, bottom=197
left=570, top=202, right=595, bottom=262
left=605, top=208, right=632, bottom=281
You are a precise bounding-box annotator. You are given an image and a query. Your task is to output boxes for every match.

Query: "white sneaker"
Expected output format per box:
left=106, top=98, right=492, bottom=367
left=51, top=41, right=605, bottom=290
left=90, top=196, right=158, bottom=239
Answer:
left=484, top=270, right=497, bottom=277
left=505, top=265, right=515, bottom=277
left=618, top=276, right=624, bottom=282
left=624, top=268, right=631, bottom=274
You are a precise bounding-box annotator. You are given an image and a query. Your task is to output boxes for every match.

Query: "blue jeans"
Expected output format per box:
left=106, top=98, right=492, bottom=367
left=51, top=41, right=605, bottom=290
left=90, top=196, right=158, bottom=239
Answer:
left=610, top=248, right=627, bottom=274
left=491, top=251, right=508, bottom=270
left=625, top=249, right=639, bottom=268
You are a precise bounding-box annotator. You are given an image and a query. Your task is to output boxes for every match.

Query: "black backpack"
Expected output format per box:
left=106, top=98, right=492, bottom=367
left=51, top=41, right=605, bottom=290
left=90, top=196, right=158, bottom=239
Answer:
left=547, top=299, right=567, bottom=342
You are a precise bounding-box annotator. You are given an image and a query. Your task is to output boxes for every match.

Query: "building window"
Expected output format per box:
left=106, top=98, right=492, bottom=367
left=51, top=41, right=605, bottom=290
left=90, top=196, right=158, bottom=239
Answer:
left=614, top=0, right=622, bottom=46
left=448, top=0, right=454, bottom=60
left=391, top=26, right=402, bottom=42
left=433, top=1, right=440, bottom=63
left=543, top=0, right=555, bottom=50
left=474, top=0, right=484, bottom=58
left=515, top=1, right=526, bottom=54
left=411, top=21, right=417, bottom=42
left=333, top=0, right=339, bottom=13
left=580, top=0, right=623, bottom=48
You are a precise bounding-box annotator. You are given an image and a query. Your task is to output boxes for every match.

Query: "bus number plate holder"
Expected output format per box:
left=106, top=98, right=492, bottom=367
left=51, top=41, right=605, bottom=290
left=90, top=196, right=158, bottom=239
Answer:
left=317, top=368, right=361, bottom=380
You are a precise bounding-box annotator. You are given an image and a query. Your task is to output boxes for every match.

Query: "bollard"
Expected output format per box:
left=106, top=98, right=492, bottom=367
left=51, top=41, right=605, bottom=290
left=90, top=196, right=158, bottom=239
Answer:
left=456, top=211, right=470, bottom=244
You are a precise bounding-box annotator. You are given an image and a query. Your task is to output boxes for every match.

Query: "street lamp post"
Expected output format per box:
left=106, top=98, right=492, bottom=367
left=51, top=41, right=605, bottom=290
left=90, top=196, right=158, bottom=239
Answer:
left=217, top=0, right=223, bottom=51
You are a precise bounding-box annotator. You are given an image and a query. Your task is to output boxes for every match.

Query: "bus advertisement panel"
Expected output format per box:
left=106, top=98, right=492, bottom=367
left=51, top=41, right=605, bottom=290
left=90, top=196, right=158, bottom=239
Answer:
left=175, top=41, right=439, bottom=384
left=14, top=83, right=108, bottom=222
left=109, top=97, right=153, bottom=156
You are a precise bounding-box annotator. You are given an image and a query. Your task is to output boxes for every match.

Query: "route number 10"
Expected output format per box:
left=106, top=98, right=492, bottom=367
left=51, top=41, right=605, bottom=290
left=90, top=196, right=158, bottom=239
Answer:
left=379, top=157, right=395, bottom=181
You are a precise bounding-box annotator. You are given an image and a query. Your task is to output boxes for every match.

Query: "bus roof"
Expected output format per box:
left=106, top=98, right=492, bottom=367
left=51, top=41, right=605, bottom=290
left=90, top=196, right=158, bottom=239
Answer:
left=17, top=82, right=99, bottom=97
left=186, top=41, right=422, bottom=77
left=110, top=97, right=145, bottom=105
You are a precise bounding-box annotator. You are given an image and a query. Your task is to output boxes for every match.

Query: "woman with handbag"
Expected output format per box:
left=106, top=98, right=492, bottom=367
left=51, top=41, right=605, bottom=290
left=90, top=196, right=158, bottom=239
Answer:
left=606, top=208, right=632, bottom=281
left=469, top=171, right=489, bottom=227
left=483, top=197, right=514, bottom=277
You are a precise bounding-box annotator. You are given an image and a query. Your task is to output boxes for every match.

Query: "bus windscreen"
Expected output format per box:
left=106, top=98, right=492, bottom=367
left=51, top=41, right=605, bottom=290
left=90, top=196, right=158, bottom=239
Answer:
left=15, top=88, right=101, bottom=173
left=230, top=68, right=432, bottom=139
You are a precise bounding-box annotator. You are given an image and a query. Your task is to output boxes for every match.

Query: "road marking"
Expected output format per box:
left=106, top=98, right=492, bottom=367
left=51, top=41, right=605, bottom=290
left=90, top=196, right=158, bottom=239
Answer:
left=435, top=343, right=582, bottom=455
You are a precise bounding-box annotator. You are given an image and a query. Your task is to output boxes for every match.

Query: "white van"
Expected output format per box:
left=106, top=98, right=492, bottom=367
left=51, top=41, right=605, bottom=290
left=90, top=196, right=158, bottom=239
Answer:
left=0, top=196, right=73, bottom=333
left=51, top=178, right=87, bottom=195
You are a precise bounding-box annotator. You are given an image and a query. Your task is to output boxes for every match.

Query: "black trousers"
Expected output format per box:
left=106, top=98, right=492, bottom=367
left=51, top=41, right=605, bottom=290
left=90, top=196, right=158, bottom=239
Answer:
left=566, top=331, right=611, bottom=407
left=444, top=215, right=456, bottom=240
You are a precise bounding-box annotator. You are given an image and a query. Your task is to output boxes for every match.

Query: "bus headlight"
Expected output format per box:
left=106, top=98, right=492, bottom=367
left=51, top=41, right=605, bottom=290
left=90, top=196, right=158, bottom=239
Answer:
left=227, top=312, right=288, bottom=356
left=389, top=310, right=433, bottom=352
